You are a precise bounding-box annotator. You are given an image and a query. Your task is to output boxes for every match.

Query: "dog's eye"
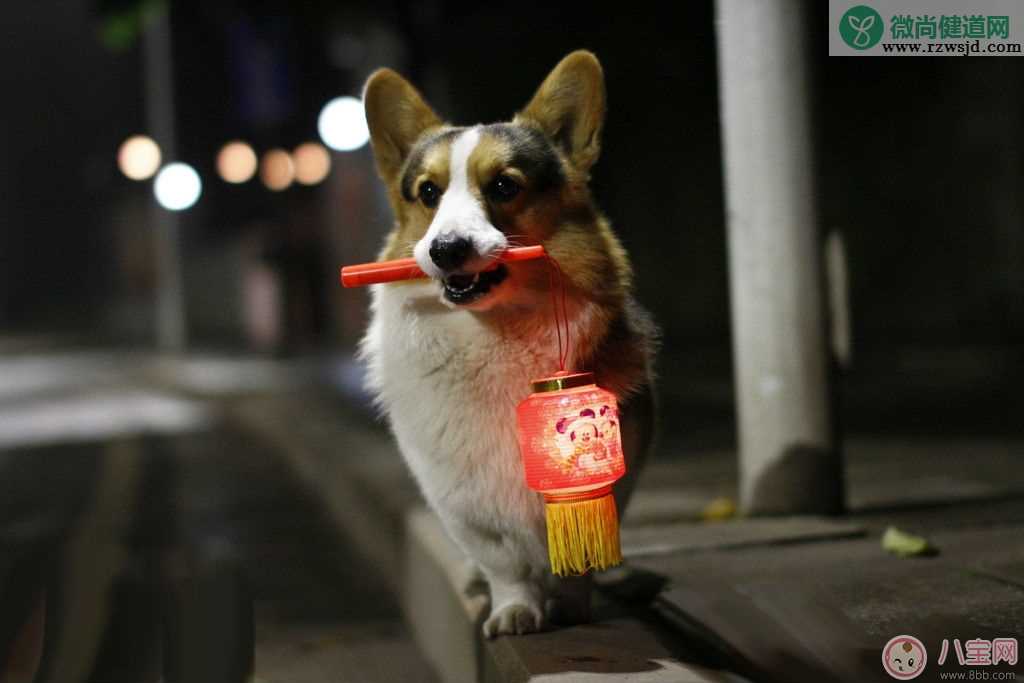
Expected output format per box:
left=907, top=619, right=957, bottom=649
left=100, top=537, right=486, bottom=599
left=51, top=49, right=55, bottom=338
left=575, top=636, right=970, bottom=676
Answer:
left=419, top=181, right=441, bottom=208
left=487, top=174, right=521, bottom=202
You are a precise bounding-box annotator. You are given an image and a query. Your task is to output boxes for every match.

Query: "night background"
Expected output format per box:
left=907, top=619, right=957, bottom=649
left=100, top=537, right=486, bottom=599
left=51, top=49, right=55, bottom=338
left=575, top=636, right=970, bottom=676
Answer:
left=0, top=1, right=1021, bottom=681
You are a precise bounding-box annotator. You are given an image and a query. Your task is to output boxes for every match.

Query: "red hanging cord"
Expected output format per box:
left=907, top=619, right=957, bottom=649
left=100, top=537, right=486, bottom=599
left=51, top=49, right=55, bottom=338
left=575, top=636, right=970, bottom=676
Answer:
left=544, top=254, right=571, bottom=372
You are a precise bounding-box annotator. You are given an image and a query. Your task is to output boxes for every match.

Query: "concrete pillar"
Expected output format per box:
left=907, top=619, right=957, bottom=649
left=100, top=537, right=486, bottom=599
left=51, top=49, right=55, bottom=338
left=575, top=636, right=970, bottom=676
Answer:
left=143, top=10, right=186, bottom=352
left=715, top=0, right=843, bottom=515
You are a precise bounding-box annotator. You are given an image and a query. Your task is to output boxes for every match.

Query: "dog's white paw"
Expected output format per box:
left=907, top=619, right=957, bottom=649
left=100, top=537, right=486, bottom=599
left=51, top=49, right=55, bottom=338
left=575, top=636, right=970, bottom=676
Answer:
left=482, top=603, right=545, bottom=638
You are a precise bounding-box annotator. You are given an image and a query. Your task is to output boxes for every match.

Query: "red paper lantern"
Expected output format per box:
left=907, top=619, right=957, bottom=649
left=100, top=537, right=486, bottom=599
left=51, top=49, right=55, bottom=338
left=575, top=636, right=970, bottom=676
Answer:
left=516, top=371, right=625, bottom=576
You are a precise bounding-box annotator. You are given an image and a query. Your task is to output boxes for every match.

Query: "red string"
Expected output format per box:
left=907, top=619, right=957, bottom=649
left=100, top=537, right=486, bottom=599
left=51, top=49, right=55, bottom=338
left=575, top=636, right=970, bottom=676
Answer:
left=543, top=254, right=571, bottom=372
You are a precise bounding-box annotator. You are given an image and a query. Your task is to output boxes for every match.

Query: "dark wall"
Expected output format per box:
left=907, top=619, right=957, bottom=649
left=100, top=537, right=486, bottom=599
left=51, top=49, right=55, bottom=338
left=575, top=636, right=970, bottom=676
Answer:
left=0, top=0, right=143, bottom=329
left=819, top=55, right=1024, bottom=347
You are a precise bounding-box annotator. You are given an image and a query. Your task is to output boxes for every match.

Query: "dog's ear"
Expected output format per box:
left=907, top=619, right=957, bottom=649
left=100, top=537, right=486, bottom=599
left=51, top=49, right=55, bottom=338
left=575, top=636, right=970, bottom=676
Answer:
left=516, top=50, right=606, bottom=173
left=363, top=69, right=442, bottom=182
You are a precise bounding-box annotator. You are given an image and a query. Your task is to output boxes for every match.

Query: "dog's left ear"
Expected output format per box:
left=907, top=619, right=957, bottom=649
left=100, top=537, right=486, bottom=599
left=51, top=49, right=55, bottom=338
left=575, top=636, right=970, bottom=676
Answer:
left=516, top=50, right=606, bottom=173
left=363, top=68, right=442, bottom=183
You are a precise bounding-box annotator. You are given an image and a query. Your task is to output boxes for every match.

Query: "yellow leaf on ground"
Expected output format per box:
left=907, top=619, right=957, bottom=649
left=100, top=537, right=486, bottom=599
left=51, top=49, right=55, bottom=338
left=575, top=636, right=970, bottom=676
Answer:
left=882, top=526, right=938, bottom=557
left=702, top=497, right=737, bottom=522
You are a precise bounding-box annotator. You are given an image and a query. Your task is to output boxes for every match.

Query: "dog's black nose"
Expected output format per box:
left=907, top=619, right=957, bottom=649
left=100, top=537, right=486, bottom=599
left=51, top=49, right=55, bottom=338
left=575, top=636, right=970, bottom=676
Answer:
left=429, top=234, right=473, bottom=271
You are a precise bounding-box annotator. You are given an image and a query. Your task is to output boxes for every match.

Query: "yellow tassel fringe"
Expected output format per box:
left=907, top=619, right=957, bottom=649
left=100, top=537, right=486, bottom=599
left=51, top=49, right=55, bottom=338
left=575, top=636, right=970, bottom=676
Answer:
left=545, top=493, right=622, bottom=576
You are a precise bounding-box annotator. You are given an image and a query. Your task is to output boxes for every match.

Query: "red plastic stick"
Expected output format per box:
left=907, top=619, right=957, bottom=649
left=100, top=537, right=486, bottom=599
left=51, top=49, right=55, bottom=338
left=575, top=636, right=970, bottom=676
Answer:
left=340, top=245, right=546, bottom=287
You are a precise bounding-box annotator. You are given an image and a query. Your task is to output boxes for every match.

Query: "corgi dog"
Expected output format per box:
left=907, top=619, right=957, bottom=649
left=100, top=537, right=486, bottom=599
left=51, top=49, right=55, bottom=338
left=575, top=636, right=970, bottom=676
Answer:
left=360, top=51, right=658, bottom=637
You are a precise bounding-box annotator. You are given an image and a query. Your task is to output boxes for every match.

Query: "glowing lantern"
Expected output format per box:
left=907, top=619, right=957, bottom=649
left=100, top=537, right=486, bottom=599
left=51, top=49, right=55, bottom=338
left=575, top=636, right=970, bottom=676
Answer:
left=516, top=371, right=625, bottom=576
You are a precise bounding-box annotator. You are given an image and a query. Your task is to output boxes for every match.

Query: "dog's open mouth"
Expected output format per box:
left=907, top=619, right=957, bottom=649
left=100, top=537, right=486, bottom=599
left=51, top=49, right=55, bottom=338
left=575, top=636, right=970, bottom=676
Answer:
left=442, top=265, right=508, bottom=304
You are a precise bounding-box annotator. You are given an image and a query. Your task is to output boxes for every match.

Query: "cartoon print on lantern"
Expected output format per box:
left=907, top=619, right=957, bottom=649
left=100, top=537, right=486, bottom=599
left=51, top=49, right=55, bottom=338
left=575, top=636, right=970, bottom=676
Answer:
left=598, top=404, right=619, bottom=443
left=554, top=406, right=619, bottom=477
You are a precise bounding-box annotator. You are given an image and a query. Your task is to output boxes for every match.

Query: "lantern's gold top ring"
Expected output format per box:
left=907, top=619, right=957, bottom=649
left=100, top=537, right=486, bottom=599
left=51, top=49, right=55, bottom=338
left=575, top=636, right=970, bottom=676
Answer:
left=530, top=371, right=595, bottom=394
left=543, top=484, right=614, bottom=503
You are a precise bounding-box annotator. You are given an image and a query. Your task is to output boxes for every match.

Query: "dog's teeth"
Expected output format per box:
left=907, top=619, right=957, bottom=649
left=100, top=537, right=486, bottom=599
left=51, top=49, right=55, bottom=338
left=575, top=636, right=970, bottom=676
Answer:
left=445, top=272, right=480, bottom=294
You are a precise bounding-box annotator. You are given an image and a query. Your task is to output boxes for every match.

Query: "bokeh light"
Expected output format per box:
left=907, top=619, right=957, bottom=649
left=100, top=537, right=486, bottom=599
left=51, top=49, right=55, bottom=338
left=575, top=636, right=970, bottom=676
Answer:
left=118, top=135, right=162, bottom=181
left=153, top=163, right=202, bottom=211
left=260, top=149, right=294, bottom=191
left=217, top=141, right=258, bottom=183
left=317, top=96, right=369, bottom=151
left=293, top=142, right=331, bottom=185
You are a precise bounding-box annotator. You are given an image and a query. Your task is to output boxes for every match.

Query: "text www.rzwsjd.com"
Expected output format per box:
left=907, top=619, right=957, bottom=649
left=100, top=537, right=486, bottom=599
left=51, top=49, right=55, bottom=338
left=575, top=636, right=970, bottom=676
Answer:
left=881, top=40, right=1022, bottom=54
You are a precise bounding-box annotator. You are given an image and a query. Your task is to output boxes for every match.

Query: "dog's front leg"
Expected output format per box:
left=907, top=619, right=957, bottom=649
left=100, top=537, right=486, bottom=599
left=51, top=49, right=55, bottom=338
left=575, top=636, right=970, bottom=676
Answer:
left=484, top=572, right=545, bottom=638
left=444, top=518, right=546, bottom=638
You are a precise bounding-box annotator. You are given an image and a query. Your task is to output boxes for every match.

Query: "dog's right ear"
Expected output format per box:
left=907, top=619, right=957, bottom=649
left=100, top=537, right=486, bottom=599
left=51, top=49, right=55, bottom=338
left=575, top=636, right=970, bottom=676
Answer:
left=363, top=69, right=442, bottom=182
left=516, top=51, right=606, bottom=173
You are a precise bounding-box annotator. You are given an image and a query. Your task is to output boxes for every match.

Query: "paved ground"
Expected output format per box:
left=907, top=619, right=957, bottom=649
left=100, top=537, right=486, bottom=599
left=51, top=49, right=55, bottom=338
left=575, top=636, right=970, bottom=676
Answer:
left=0, top=351, right=434, bottom=683
left=642, top=511, right=1024, bottom=682
left=3, top=349, right=1022, bottom=683
left=621, top=443, right=1024, bottom=683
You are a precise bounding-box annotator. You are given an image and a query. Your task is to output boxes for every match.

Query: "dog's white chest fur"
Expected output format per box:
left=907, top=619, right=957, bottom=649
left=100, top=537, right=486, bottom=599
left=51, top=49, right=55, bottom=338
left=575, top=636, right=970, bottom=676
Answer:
left=362, top=283, right=562, bottom=562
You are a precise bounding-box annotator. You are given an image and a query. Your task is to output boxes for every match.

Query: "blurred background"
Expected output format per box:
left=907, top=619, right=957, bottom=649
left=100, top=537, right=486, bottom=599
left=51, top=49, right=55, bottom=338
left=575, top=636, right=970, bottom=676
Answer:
left=4, top=1, right=1022, bottom=436
left=1, top=0, right=1022, bottom=681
